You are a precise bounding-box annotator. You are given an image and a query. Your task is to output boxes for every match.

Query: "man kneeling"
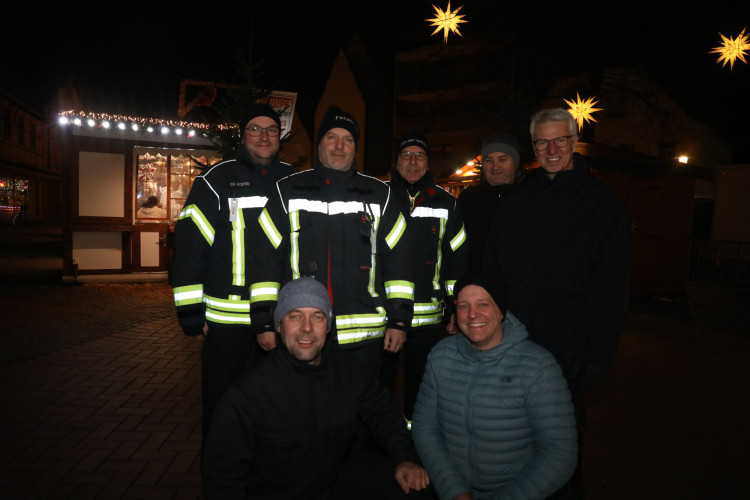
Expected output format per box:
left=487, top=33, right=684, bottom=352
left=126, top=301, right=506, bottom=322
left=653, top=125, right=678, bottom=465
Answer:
left=203, top=277, right=431, bottom=499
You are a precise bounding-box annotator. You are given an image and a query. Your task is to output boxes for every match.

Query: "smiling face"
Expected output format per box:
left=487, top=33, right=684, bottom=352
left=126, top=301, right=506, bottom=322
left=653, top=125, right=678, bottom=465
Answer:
left=456, top=284, right=504, bottom=351
left=278, top=307, right=329, bottom=365
left=482, top=152, right=517, bottom=186
left=396, top=145, right=429, bottom=184
left=242, top=116, right=280, bottom=165
left=533, top=120, right=578, bottom=178
left=318, top=127, right=356, bottom=171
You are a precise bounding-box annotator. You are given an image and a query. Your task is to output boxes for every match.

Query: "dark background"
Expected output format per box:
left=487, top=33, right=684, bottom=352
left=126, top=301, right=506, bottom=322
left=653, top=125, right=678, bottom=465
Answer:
left=3, top=1, right=749, bottom=160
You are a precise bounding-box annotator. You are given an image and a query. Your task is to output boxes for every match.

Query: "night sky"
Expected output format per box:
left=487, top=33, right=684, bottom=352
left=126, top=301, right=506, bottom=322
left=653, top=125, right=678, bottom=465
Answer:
left=3, top=1, right=749, bottom=161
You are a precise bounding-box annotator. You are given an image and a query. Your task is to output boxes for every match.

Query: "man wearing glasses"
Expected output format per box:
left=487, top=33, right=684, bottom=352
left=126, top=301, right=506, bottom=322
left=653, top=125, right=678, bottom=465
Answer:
left=171, top=103, right=295, bottom=446
left=382, top=130, right=467, bottom=428
left=483, top=107, right=632, bottom=498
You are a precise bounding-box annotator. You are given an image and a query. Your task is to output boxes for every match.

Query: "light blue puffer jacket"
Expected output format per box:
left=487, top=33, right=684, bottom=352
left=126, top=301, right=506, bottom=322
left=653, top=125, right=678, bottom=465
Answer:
left=412, top=312, right=578, bottom=500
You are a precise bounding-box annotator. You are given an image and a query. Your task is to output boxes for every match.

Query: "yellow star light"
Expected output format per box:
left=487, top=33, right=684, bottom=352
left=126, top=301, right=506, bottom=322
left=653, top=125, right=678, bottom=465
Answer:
left=564, top=93, right=603, bottom=131
left=710, top=28, right=749, bottom=69
left=426, top=2, right=468, bottom=43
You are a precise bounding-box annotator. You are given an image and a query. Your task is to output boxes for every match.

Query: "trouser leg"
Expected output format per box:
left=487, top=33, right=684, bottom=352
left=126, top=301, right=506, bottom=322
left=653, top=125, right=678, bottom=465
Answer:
left=200, top=324, right=259, bottom=441
left=403, top=324, right=442, bottom=421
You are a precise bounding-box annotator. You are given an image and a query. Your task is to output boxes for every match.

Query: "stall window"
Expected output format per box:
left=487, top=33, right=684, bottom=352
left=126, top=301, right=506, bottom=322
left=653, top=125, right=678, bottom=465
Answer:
left=136, top=150, right=219, bottom=222
left=136, top=153, right=168, bottom=221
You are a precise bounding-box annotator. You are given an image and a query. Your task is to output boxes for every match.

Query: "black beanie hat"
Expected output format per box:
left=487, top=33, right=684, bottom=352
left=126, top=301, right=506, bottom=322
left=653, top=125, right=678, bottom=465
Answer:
left=481, top=131, right=520, bottom=166
left=454, top=269, right=508, bottom=318
left=395, top=129, right=430, bottom=163
left=316, top=106, right=359, bottom=149
left=239, top=103, right=281, bottom=132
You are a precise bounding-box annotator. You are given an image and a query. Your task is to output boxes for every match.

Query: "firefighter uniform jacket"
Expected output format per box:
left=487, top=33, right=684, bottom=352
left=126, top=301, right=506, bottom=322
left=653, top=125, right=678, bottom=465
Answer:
left=387, top=168, right=468, bottom=328
left=250, top=162, right=415, bottom=348
left=171, top=153, right=294, bottom=335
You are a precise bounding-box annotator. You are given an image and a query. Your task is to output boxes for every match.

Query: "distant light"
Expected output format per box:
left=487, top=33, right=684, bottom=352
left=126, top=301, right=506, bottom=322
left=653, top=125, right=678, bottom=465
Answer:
left=101, top=121, right=110, bottom=129
left=678, top=156, right=689, bottom=164
left=467, top=161, right=474, bottom=167
left=175, top=128, right=183, bottom=135
left=73, top=118, right=82, bottom=126
left=131, top=123, right=139, bottom=131
left=146, top=126, right=154, bottom=133
left=455, top=169, right=463, bottom=175
left=59, top=117, right=69, bottom=125
left=161, top=127, right=169, bottom=135
left=117, top=122, right=126, bottom=130
left=87, top=119, right=96, bottom=127
left=188, top=129, right=196, bottom=137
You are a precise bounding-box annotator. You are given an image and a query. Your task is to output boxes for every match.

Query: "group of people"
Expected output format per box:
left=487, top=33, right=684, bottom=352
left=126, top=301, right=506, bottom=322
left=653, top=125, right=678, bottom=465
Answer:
left=170, top=102, right=631, bottom=499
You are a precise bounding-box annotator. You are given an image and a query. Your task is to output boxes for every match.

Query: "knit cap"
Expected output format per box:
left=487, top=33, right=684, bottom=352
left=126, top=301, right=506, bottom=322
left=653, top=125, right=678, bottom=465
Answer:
left=395, top=129, right=430, bottom=162
left=316, top=106, right=359, bottom=149
left=238, top=102, right=281, bottom=132
left=274, top=278, right=333, bottom=332
left=454, top=269, right=508, bottom=318
left=481, top=131, right=520, bottom=166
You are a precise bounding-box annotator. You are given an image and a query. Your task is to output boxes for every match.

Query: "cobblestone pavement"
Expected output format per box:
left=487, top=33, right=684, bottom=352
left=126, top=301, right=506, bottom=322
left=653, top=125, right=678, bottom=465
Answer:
left=1, top=222, right=748, bottom=498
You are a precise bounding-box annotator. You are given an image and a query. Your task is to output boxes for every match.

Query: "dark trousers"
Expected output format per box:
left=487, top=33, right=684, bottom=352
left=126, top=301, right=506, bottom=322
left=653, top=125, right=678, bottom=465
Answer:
left=201, top=323, right=262, bottom=442
left=381, top=323, right=444, bottom=420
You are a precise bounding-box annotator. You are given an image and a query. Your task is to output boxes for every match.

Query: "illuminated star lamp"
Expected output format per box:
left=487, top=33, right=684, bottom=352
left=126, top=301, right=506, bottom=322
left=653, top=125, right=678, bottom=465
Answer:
left=426, top=2, right=468, bottom=43
left=710, top=28, right=749, bottom=69
left=564, top=93, right=603, bottom=131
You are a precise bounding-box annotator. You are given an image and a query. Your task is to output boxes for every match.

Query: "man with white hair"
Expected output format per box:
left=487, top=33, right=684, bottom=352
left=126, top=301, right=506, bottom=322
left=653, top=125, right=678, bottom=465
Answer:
left=484, top=107, right=632, bottom=498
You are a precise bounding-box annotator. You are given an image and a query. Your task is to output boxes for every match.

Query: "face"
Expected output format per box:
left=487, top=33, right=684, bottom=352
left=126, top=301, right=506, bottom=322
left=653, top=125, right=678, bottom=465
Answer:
left=277, top=307, right=329, bottom=365
left=318, top=128, right=356, bottom=171
left=456, top=285, right=504, bottom=351
left=242, top=116, right=280, bottom=165
left=532, top=121, right=577, bottom=178
left=482, top=152, right=517, bottom=186
left=395, top=146, right=429, bottom=184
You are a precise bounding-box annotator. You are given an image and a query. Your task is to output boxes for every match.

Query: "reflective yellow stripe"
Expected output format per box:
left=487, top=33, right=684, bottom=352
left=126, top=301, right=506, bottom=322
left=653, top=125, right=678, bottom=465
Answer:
left=173, top=284, right=203, bottom=306
left=259, top=208, right=282, bottom=249
left=178, top=204, right=214, bottom=245
left=385, top=280, right=415, bottom=301
left=249, top=281, right=281, bottom=304
left=385, top=212, right=407, bottom=249
left=450, top=224, right=467, bottom=251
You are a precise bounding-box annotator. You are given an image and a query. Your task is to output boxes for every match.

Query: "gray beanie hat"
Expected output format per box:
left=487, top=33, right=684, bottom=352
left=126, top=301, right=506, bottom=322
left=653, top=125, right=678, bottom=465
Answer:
left=481, top=132, right=521, bottom=166
left=274, top=278, right=333, bottom=331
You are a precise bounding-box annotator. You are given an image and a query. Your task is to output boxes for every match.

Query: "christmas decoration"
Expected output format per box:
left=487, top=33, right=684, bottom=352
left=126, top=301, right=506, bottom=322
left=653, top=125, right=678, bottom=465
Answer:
left=426, top=2, right=468, bottom=43
left=564, top=92, right=602, bottom=131
left=710, top=28, right=749, bottom=69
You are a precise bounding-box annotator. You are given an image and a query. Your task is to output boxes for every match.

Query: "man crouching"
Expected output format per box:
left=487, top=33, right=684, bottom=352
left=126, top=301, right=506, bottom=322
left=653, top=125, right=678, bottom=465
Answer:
left=203, top=277, right=432, bottom=499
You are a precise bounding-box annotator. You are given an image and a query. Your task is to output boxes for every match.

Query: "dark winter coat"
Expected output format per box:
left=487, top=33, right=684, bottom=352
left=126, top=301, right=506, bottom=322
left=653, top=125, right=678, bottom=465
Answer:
left=483, top=153, right=631, bottom=397
left=171, top=152, right=294, bottom=336
left=250, top=162, right=414, bottom=347
left=202, top=341, right=420, bottom=499
left=387, top=168, right=468, bottom=326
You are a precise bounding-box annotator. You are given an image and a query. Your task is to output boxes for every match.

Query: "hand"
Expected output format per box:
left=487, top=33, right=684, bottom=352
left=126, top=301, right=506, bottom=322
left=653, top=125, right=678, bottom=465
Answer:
left=257, top=331, right=277, bottom=351
left=384, top=328, right=406, bottom=353
left=394, top=461, right=429, bottom=493
left=446, top=313, right=458, bottom=335
left=202, top=322, right=209, bottom=336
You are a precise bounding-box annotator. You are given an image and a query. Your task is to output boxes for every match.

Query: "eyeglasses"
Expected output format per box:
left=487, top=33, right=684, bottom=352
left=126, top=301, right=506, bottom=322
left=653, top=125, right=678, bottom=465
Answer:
left=245, top=125, right=280, bottom=137
left=400, top=151, right=427, bottom=161
left=532, top=135, right=574, bottom=151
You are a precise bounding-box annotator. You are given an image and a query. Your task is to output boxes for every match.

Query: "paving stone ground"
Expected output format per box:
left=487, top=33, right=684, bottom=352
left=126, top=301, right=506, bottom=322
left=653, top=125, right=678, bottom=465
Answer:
left=1, top=222, right=748, bottom=498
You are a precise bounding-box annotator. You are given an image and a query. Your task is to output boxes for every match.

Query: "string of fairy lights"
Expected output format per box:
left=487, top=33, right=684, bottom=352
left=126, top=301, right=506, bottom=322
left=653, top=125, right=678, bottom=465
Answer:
left=57, top=110, right=235, bottom=138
